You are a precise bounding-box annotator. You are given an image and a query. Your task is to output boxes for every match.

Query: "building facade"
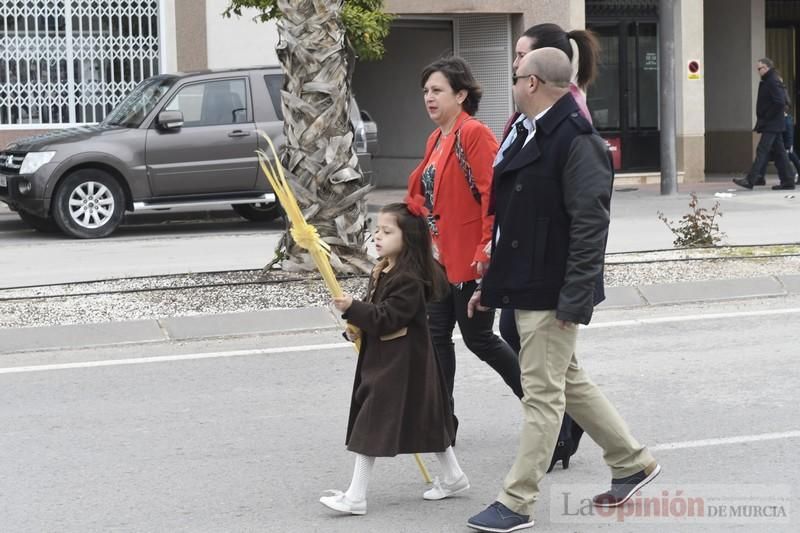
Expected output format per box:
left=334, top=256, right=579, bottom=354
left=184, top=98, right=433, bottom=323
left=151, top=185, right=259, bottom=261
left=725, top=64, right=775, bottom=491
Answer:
left=1, top=0, right=797, bottom=186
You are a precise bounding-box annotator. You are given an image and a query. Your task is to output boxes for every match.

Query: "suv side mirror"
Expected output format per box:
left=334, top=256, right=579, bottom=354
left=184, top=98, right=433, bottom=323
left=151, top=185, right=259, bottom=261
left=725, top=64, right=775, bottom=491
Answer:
left=158, top=110, right=184, bottom=130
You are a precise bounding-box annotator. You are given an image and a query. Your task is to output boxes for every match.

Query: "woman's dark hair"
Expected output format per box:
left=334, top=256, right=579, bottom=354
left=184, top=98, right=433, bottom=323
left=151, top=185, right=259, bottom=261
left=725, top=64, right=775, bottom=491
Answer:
left=523, top=23, right=601, bottom=88
left=420, top=56, right=483, bottom=116
left=379, top=202, right=448, bottom=301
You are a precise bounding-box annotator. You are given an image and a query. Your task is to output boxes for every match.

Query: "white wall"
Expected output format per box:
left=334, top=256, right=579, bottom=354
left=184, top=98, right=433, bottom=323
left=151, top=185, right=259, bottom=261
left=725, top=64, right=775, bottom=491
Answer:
left=205, top=0, right=280, bottom=68
left=159, top=0, right=178, bottom=73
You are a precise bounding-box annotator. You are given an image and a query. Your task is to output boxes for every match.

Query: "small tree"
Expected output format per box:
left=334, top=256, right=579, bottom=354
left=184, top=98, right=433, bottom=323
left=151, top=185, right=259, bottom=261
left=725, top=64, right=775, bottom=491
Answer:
left=657, top=193, right=725, bottom=248
left=224, top=0, right=392, bottom=274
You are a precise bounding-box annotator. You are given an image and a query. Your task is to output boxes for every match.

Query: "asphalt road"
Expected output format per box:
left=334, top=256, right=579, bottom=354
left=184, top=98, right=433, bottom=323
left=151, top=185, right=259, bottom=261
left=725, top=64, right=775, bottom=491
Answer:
left=1, top=295, right=798, bottom=532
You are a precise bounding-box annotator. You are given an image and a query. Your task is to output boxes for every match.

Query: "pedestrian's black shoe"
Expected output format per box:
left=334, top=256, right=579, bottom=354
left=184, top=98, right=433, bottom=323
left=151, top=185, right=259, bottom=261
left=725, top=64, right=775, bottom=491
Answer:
left=771, top=184, right=796, bottom=190
left=754, top=178, right=766, bottom=186
left=467, top=501, right=534, bottom=532
left=732, top=177, right=753, bottom=190
left=592, top=462, right=661, bottom=508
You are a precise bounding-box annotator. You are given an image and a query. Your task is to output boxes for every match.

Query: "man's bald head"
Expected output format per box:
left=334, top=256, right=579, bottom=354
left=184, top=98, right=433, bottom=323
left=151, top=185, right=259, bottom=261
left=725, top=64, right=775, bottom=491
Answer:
left=513, top=47, right=573, bottom=116
left=519, top=47, right=573, bottom=88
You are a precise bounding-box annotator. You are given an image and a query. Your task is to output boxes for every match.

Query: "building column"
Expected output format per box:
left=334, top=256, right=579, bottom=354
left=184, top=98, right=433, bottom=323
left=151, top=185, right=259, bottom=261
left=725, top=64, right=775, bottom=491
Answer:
left=676, top=0, right=705, bottom=182
left=704, top=0, right=765, bottom=175
left=175, top=0, right=208, bottom=71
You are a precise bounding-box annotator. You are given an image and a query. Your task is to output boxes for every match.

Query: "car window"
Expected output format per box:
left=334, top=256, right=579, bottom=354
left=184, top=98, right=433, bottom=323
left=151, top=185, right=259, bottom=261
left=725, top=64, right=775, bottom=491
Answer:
left=165, top=78, right=248, bottom=127
left=264, top=74, right=284, bottom=121
left=103, top=76, right=177, bottom=128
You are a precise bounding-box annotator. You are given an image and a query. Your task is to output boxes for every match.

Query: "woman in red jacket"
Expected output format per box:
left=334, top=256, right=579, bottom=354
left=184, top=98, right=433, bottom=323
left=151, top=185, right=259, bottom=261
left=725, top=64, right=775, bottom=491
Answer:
left=407, top=57, right=523, bottom=439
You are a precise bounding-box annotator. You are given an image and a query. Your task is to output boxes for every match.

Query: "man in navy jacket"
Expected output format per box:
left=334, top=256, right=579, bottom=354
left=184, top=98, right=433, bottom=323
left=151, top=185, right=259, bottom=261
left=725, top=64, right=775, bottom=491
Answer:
left=465, top=48, right=660, bottom=533
left=734, top=58, right=794, bottom=190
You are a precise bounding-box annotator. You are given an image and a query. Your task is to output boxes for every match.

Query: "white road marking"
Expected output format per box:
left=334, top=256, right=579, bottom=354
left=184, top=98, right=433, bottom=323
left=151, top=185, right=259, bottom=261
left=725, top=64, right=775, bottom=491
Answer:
left=585, top=306, right=800, bottom=329
left=0, top=342, right=351, bottom=375
left=651, top=431, right=800, bottom=451
left=2, top=307, right=800, bottom=455
left=1, top=306, right=799, bottom=375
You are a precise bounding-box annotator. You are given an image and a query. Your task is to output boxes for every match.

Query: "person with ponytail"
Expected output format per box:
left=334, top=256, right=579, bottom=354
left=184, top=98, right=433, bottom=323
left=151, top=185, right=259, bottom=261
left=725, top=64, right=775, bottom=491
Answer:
left=499, top=23, right=599, bottom=149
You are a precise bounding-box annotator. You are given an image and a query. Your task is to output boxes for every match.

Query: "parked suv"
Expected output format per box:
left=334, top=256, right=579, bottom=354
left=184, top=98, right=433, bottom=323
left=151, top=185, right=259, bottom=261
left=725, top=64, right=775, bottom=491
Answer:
left=0, top=66, right=377, bottom=238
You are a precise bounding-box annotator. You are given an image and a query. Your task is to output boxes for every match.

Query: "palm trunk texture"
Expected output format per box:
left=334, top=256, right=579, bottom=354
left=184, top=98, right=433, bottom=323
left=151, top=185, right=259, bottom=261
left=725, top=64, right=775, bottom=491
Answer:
left=271, top=0, right=373, bottom=274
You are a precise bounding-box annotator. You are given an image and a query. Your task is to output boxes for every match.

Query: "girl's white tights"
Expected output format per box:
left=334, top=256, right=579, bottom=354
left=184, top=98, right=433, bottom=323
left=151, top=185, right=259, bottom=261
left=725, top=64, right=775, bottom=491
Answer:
left=435, top=446, right=464, bottom=484
left=344, top=454, right=375, bottom=502
left=344, top=446, right=462, bottom=501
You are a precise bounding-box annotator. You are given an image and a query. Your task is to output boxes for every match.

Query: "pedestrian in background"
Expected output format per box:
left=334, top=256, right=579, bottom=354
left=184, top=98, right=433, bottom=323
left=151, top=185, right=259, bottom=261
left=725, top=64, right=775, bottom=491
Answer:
left=466, top=48, right=660, bottom=533
left=322, top=200, right=468, bottom=516
left=495, top=22, right=602, bottom=473
left=406, top=56, right=523, bottom=442
left=733, top=58, right=795, bottom=190
left=782, top=99, right=800, bottom=183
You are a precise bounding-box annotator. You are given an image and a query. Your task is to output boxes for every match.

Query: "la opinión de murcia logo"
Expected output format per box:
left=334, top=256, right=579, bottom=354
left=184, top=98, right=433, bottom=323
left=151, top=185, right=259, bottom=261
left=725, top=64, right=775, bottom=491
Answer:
left=552, top=485, right=791, bottom=524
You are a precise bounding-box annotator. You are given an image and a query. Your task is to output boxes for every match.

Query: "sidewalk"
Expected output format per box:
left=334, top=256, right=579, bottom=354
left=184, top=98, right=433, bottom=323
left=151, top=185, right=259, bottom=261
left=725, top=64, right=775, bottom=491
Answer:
left=367, top=178, right=800, bottom=253
left=2, top=273, right=798, bottom=354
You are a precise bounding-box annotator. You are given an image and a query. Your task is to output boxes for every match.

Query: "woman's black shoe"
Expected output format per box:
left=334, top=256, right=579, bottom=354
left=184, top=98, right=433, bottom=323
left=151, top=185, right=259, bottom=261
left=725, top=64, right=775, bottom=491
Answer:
left=547, top=440, right=572, bottom=472
left=547, top=419, right=584, bottom=473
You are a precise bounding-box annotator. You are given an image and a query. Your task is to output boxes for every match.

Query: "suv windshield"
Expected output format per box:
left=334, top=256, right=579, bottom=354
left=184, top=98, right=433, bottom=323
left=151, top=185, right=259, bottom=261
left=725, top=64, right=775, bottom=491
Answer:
left=102, top=76, right=178, bottom=128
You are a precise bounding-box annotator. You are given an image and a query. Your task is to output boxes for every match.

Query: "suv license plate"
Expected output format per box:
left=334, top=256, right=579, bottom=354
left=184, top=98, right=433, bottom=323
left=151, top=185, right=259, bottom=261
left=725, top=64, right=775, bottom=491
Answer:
left=0, top=174, right=6, bottom=187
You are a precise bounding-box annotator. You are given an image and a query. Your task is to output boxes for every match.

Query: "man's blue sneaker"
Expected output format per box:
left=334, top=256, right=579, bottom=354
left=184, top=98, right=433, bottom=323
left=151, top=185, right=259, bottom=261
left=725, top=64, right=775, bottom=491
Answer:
left=467, top=501, right=534, bottom=532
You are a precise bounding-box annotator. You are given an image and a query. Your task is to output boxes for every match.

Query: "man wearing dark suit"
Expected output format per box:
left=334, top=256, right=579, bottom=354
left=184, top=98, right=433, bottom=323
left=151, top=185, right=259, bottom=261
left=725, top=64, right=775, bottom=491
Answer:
left=734, top=57, right=795, bottom=190
left=465, top=48, right=660, bottom=533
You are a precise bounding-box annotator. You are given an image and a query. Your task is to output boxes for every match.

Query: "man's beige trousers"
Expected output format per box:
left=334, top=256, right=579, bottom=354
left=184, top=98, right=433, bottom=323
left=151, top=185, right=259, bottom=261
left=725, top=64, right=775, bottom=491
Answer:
left=497, top=309, right=655, bottom=516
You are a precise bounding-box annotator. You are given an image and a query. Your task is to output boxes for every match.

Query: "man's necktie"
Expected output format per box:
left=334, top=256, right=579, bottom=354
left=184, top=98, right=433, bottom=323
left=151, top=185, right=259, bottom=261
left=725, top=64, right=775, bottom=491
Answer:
left=501, top=120, right=530, bottom=162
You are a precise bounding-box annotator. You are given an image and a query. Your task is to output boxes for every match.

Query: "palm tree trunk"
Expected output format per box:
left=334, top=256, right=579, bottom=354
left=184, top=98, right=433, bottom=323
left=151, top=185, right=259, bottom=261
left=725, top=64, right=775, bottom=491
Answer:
left=272, top=0, right=373, bottom=275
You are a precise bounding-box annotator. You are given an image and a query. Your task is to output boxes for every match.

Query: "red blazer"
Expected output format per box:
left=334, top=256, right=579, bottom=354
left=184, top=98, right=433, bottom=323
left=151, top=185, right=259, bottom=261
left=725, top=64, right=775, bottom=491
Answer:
left=407, top=112, right=499, bottom=283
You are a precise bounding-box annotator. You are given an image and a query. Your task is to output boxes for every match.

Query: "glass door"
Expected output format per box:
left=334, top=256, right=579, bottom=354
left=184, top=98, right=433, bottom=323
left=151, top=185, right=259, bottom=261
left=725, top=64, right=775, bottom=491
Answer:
left=588, top=21, right=660, bottom=172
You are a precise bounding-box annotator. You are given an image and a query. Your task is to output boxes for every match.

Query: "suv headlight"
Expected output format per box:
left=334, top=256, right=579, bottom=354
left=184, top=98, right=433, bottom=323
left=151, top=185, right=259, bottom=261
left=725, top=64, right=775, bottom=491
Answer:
left=20, top=151, right=56, bottom=174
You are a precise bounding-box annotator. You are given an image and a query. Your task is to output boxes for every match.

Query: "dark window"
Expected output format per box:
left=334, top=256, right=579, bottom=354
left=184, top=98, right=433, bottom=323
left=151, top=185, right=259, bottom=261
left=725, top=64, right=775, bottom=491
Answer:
left=264, top=74, right=284, bottom=121
left=589, top=25, right=621, bottom=129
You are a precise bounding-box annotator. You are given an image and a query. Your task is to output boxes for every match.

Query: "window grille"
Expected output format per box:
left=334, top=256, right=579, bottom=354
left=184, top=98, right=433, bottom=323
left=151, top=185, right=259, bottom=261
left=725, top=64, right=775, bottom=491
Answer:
left=0, top=0, right=161, bottom=127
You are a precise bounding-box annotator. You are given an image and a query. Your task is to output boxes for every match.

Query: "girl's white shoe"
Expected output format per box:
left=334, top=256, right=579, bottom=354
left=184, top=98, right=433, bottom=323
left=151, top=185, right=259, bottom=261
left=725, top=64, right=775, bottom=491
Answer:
left=319, top=490, right=367, bottom=515
left=423, top=474, right=470, bottom=500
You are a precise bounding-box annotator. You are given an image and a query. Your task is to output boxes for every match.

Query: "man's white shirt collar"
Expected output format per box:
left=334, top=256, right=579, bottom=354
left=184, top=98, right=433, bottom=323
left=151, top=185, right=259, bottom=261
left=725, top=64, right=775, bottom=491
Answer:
left=522, top=105, right=553, bottom=147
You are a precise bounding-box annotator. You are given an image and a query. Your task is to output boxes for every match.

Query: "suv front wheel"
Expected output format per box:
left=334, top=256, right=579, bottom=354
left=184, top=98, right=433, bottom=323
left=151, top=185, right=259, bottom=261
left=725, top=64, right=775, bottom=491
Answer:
left=52, top=169, right=125, bottom=238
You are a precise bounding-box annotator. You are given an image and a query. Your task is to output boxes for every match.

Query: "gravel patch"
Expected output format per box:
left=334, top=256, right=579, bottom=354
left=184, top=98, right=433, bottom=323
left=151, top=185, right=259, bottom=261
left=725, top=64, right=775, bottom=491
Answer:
left=1, top=251, right=799, bottom=330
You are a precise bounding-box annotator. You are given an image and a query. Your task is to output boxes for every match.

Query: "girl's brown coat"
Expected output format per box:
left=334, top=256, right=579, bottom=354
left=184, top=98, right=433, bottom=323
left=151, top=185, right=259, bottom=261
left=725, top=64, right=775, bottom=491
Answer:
left=344, top=265, right=454, bottom=457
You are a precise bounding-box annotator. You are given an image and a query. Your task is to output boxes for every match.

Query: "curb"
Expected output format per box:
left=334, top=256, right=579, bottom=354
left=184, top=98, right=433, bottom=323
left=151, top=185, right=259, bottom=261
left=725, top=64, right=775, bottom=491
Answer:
left=1, top=274, right=799, bottom=355
left=597, top=274, right=800, bottom=309
left=0, top=307, right=340, bottom=355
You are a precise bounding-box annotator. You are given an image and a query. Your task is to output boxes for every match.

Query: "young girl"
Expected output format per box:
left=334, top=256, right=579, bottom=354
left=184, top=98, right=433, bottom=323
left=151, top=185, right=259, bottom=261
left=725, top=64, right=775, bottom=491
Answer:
left=321, top=198, right=468, bottom=515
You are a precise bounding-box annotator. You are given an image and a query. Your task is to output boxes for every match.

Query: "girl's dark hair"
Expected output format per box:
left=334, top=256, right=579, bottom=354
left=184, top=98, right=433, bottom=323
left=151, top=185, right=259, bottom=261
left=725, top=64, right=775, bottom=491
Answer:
left=379, top=202, right=448, bottom=301
left=420, top=56, right=483, bottom=116
left=523, top=23, right=601, bottom=88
